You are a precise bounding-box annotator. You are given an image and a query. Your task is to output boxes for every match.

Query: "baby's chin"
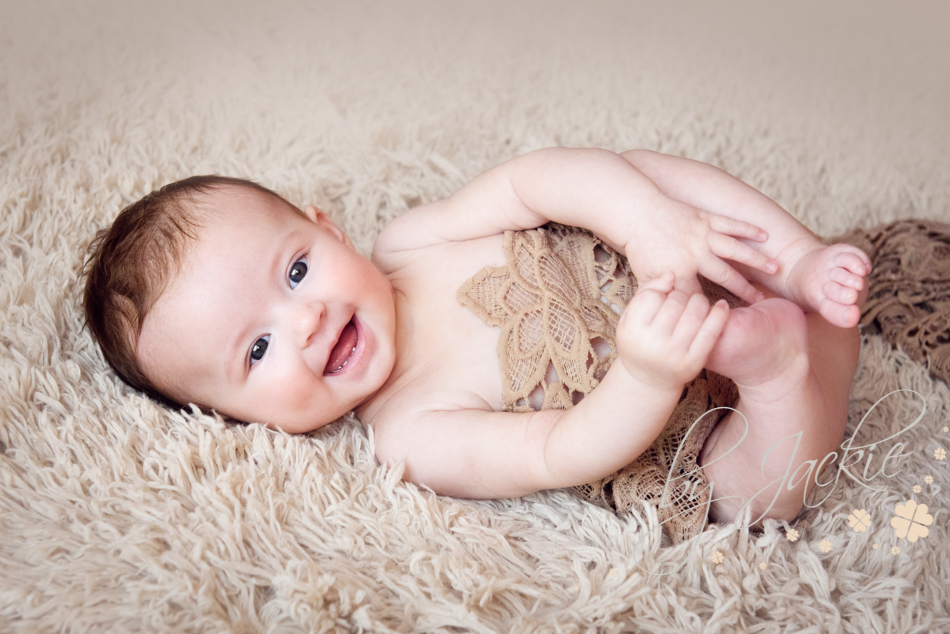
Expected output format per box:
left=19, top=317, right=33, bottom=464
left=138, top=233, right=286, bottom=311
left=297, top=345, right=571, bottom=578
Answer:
left=216, top=405, right=336, bottom=434
left=267, top=416, right=337, bottom=435
left=211, top=414, right=331, bottom=435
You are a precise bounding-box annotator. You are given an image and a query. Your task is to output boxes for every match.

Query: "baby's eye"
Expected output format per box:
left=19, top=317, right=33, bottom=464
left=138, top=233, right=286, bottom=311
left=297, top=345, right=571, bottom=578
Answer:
left=250, top=336, right=270, bottom=365
left=288, top=259, right=308, bottom=289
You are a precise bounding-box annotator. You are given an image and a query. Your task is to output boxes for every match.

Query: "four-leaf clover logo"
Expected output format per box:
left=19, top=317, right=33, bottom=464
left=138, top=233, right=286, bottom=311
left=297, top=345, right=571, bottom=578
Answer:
left=786, top=529, right=800, bottom=542
left=848, top=509, right=872, bottom=532
left=935, top=448, right=947, bottom=461
left=711, top=551, right=724, bottom=564
left=890, top=499, right=934, bottom=542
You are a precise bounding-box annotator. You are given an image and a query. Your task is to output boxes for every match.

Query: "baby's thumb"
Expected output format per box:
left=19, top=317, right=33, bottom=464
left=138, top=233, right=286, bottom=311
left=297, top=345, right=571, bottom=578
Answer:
left=639, top=271, right=675, bottom=294
left=673, top=272, right=703, bottom=297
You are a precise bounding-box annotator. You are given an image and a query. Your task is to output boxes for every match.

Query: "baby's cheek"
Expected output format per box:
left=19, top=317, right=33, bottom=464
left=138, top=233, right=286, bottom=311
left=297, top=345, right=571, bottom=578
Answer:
left=258, top=379, right=328, bottom=433
left=268, top=376, right=315, bottom=410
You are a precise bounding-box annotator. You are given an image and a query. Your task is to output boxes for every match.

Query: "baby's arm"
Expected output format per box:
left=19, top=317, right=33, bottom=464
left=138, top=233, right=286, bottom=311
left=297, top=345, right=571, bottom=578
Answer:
left=373, top=276, right=729, bottom=498
left=375, top=148, right=777, bottom=306
left=621, top=150, right=872, bottom=327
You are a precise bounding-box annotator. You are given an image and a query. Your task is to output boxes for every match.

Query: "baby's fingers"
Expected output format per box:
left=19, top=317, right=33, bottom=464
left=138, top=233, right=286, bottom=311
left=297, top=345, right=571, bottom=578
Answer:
left=700, top=256, right=764, bottom=305
left=706, top=213, right=769, bottom=242
left=623, top=272, right=675, bottom=325
left=686, top=299, right=730, bottom=361
left=670, top=292, right=713, bottom=342
left=708, top=232, right=777, bottom=274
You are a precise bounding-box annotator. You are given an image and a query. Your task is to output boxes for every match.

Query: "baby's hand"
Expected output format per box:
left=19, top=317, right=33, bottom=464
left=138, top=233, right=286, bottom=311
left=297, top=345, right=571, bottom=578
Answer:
left=616, top=272, right=730, bottom=390
left=624, top=198, right=777, bottom=306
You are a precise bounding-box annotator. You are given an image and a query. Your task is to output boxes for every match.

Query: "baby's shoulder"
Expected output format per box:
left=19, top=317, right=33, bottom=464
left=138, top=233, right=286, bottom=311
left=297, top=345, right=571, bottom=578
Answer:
left=370, top=199, right=453, bottom=271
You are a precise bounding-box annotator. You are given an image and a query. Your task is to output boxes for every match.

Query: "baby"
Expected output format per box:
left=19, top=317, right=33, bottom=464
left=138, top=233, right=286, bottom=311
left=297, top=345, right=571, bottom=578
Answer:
left=83, top=148, right=870, bottom=540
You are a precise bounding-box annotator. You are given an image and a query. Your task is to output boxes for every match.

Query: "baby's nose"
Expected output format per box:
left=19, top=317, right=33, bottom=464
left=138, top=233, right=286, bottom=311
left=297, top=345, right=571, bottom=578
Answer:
left=291, top=301, right=325, bottom=349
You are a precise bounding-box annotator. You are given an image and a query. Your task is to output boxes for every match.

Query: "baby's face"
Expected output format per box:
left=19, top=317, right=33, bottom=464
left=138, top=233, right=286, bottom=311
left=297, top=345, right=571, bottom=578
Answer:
left=137, top=187, right=397, bottom=433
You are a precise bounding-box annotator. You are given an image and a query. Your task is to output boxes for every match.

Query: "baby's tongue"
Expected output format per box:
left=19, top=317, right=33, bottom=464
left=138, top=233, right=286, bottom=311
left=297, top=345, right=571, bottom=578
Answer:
left=325, top=320, right=358, bottom=374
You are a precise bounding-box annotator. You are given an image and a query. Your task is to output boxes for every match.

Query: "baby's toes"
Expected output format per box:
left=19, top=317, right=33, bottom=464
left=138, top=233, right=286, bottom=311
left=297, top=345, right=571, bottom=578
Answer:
left=824, top=278, right=859, bottom=303
left=827, top=267, right=865, bottom=300
left=833, top=248, right=871, bottom=277
left=818, top=297, right=861, bottom=329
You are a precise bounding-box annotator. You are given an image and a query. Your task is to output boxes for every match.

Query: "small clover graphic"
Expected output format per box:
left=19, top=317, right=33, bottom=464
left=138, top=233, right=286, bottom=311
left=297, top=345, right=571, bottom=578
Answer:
left=848, top=509, right=872, bottom=532
left=711, top=551, right=724, bottom=564
left=936, top=447, right=947, bottom=461
left=891, top=546, right=900, bottom=555
left=759, top=562, right=767, bottom=570
left=786, top=529, right=800, bottom=542
left=819, top=540, right=832, bottom=553
left=890, top=499, right=934, bottom=542
left=872, top=543, right=879, bottom=549
left=913, top=484, right=922, bottom=494
left=943, top=426, right=949, bottom=433
left=608, top=569, right=618, bottom=577
left=925, top=475, right=934, bottom=484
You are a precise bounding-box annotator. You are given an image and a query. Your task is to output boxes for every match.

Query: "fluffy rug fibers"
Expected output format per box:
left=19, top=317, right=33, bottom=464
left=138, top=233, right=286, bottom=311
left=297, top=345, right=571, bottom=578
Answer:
left=2, top=1, right=950, bottom=631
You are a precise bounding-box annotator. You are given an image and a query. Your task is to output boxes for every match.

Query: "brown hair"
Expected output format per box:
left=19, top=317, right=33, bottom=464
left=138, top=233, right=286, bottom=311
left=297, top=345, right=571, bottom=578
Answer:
left=82, top=175, right=294, bottom=408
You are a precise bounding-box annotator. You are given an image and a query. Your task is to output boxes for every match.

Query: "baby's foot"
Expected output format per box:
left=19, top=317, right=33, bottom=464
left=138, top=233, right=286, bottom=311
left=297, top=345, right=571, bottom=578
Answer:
left=705, top=298, right=809, bottom=391
left=700, top=296, right=850, bottom=525
left=783, top=243, right=871, bottom=328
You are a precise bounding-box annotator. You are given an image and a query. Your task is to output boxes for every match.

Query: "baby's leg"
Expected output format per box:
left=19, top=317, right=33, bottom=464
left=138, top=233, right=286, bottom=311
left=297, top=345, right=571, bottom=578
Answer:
left=697, top=287, right=860, bottom=525
left=620, top=149, right=872, bottom=328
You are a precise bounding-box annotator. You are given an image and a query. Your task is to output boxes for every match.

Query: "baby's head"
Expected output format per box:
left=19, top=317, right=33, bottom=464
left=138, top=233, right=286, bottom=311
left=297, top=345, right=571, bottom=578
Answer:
left=84, top=177, right=397, bottom=432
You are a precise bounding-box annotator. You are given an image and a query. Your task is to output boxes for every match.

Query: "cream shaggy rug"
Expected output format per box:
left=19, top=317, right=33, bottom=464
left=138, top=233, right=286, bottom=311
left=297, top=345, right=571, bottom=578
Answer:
left=2, top=1, right=950, bottom=631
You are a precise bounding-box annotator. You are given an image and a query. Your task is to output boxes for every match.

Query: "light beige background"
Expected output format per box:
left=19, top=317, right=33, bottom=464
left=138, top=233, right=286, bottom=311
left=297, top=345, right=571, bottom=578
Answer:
left=1, top=1, right=949, bottom=631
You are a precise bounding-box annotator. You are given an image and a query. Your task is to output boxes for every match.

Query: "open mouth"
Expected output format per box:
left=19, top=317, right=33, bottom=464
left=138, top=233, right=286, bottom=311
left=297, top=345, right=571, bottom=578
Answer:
left=324, top=318, right=360, bottom=375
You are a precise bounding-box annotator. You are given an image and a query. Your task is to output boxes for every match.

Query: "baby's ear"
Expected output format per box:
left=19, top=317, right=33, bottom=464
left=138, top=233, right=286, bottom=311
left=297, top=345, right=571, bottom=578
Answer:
left=302, top=204, right=321, bottom=222
left=305, top=205, right=354, bottom=248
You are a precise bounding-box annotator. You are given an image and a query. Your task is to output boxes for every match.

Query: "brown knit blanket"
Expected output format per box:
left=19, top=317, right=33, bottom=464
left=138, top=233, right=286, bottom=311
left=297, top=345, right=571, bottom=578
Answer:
left=839, top=220, right=950, bottom=385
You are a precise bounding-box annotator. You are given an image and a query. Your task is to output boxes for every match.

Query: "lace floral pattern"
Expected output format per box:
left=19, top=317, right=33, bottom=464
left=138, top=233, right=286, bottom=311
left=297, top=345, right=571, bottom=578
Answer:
left=457, top=224, right=739, bottom=544
left=457, top=224, right=634, bottom=412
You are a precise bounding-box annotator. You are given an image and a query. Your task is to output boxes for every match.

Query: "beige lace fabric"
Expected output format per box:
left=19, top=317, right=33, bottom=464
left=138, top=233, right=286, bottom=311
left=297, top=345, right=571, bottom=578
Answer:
left=838, top=219, right=950, bottom=385
left=457, top=224, right=739, bottom=544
